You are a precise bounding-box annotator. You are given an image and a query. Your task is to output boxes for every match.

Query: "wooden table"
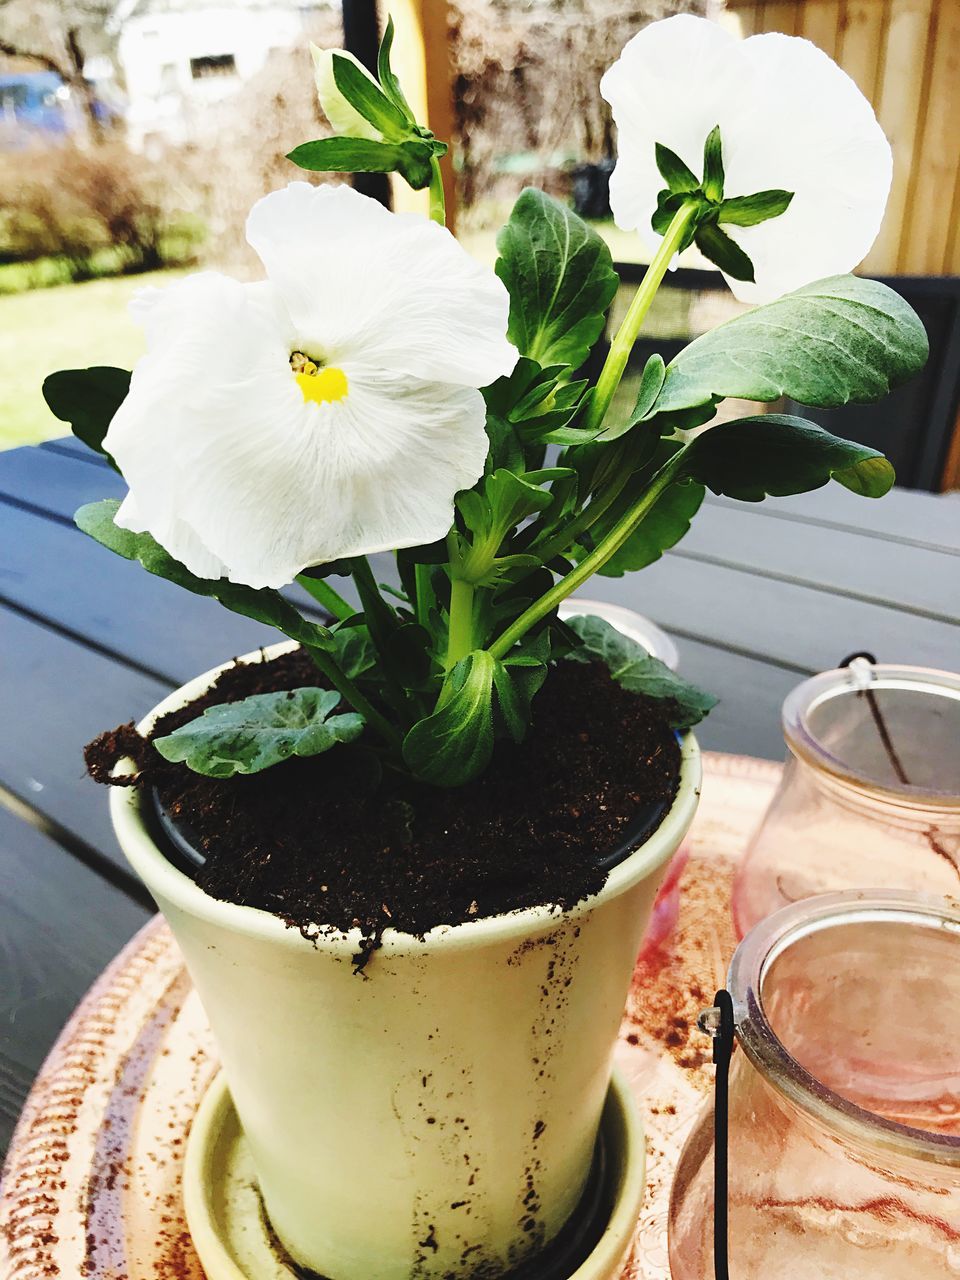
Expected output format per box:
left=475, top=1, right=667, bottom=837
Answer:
left=1, top=437, right=959, bottom=1157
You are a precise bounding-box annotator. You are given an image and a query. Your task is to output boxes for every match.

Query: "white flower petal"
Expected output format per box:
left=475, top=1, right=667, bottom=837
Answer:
left=602, top=15, right=891, bottom=302
left=115, top=492, right=228, bottom=581
left=245, top=182, right=516, bottom=387
left=309, top=44, right=382, bottom=141
left=719, top=34, right=892, bottom=303
left=198, top=367, right=489, bottom=586
left=103, top=270, right=489, bottom=589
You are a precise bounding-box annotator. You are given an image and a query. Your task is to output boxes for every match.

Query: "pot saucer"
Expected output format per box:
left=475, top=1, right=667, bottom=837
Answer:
left=184, top=1069, right=647, bottom=1280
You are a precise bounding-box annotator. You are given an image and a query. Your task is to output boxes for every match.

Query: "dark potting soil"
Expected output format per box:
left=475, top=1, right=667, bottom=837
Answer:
left=86, top=651, right=681, bottom=965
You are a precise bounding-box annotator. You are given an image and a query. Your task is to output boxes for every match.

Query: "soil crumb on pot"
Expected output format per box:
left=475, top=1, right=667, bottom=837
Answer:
left=86, top=650, right=681, bottom=966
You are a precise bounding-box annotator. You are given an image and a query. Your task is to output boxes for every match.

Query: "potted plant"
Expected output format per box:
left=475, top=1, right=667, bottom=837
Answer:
left=51, top=14, right=927, bottom=1280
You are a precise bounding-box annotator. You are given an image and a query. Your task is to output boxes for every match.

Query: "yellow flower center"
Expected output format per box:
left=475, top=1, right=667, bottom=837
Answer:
left=291, top=352, right=349, bottom=405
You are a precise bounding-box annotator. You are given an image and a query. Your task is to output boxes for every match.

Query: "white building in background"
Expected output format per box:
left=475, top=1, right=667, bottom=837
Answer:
left=110, top=0, right=336, bottom=152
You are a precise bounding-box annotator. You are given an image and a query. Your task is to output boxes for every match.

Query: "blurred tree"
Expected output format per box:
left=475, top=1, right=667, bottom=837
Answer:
left=0, top=0, right=117, bottom=141
left=449, top=0, right=713, bottom=212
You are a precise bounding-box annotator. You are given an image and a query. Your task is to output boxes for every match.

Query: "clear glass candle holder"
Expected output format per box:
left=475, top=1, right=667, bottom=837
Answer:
left=732, top=661, right=960, bottom=939
left=669, top=890, right=960, bottom=1279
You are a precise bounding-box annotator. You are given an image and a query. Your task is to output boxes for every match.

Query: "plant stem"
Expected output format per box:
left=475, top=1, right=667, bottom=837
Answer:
left=488, top=451, right=687, bottom=659
left=351, top=556, right=393, bottom=635
left=350, top=555, right=412, bottom=716
left=295, top=573, right=354, bottom=621
left=446, top=575, right=476, bottom=671
left=429, top=156, right=446, bottom=226
left=582, top=200, right=699, bottom=435
left=414, top=562, right=433, bottom=627
left=305, top=644, right=402, bottom=752
left=532, top=462, right=631, bottom=565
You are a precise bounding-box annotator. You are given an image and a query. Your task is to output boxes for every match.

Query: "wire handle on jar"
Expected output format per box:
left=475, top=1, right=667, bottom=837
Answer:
left=697, top=990, right=735, bottom=1280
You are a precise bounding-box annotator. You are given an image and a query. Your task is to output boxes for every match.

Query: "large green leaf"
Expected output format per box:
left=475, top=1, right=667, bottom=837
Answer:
left=678, top=414, right=895, bottom=500
left=565, top=615, right=716, bottom=729
left=42, top=366, right=130, bottom=466
left=75, top=500, right=333, bottom=648
left=154, top=688, right=363, bottom=778
left=495, top=189, right=619, bottom=370
left=598, top=479, right=705, bottom=577
left=651, top=276, right=928, bottom=415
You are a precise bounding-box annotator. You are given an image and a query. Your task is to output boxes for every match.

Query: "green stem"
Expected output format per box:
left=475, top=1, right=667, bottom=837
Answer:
left=305, top=645, right=402, bottom=752
left=295, top=573, right=355, bottom=622
left=428, top=156, right=446, bottom=226
left=532, top=462, right=632, bottom=565
left=446, top=575, right=476, bottom=671
left=488, top=451, right=687, bottom=660
left=351, top=556, right=394, bottom=637
left=582, top=200, right=699, bottom=435
left=414, top=562, right=433, bottom=628
left=350, top=556, right=415, bottom=719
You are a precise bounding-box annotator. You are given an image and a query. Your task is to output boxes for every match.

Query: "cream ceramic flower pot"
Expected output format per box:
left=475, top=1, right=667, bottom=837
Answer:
left=112, top=645, right=701, bottom=1280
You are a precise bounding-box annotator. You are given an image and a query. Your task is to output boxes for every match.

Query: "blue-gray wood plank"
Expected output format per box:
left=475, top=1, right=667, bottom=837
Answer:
left=0, top=437, right=958, bottom=1156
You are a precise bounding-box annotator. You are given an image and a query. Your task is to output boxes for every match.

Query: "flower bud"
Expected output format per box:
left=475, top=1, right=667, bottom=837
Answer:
left=309, top=44, right=381, bottom=141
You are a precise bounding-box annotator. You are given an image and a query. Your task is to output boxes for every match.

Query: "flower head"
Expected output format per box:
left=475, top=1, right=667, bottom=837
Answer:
left=103, top=183, right=516, bottom=589
left=600, top=15, right=892, bottom=303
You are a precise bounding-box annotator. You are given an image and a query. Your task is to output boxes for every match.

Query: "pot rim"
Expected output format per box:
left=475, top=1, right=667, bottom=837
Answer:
left=111, top=641, right=701, bottom=957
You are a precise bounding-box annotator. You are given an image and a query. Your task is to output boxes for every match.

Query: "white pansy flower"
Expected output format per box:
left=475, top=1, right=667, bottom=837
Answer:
left=600, top=15, right=892, bottom=303
left=104, top=182, right=516, bottom=590
left=309, top=44, right=380, bottom=141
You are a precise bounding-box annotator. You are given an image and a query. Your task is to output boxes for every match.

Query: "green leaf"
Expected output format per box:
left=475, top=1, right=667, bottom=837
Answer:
left=597, top=353, right=666, bottom=442
left=695, top=222, right=754, bottom=282
left=376, top=16, right=415, bottom=118
left=403, top=651, right=496, bottom=786
left=402, top=641, right=549, bottom=785
left=287, top=136, right=434, bottom=186
left=42, top=366, right=129, bottom=467
left=719, top=190, right=793, bottom=227
left=331, top=51, right=410, bottom=140
left=75, top=500, right=333, bottom=649
left=701, top=125, right=724, bottom=202
left=653, top=276, right=929, bottom=415
left=154, top=688, right=363, bottom=778
left=454, top=468, right=559, bottom=585
left=328, top=622, right=376, bottom=679
left=493, top=641, right=548, bottom=744
left=496, top=189, right=619, bottom=370
left=598, top=478, right=705, bottom=576
left=565, top=614, right=716, bottom=729
left=679, top=414, right=895, bottom=500
left=483, top=358, right=592, bottom=448
left=655, top=142, right=699, bottom=194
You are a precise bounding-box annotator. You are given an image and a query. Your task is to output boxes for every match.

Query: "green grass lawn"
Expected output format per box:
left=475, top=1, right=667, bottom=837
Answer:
left=0, top=269, right=187, bottom=451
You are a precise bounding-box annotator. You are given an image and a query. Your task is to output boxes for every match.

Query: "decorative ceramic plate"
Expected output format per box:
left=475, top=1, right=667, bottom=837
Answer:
left=0, top=752, right=781, bottom=1280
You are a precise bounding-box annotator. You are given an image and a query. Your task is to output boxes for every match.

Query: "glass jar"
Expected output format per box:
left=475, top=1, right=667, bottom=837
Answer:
left=668, top=891, right=960, bottom=1279
left=732, top=661, right=960, bottom=939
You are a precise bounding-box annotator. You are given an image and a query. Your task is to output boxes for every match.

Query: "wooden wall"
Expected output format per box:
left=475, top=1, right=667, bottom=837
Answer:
left=384, top=0, right=458, bottom=228
left=726, top=0, right=960, bottom=278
